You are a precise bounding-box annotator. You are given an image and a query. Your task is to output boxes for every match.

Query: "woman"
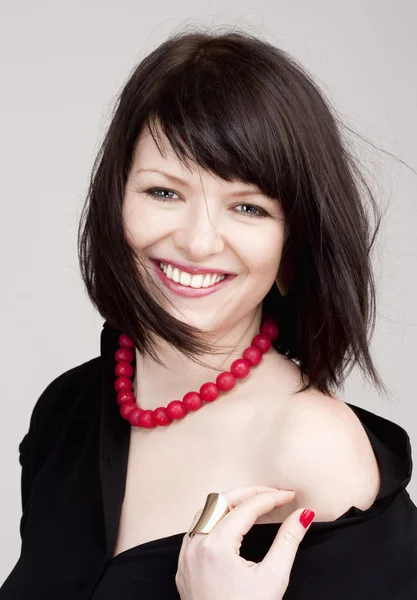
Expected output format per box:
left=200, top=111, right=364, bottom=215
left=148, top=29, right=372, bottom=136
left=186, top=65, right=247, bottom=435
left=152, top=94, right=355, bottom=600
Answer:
left=1, top=29, right=416, bottom=599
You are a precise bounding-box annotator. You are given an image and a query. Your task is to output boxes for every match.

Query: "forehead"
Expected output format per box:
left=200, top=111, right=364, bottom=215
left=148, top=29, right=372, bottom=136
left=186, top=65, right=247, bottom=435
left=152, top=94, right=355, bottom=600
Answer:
left=133, top=124, right=191, bottom=169
left=132, top=124, right=237, bottom=187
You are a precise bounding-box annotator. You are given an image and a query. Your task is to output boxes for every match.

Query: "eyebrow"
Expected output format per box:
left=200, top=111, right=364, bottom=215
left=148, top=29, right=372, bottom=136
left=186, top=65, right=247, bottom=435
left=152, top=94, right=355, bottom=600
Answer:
left=134, top=168, right=266, bottom=198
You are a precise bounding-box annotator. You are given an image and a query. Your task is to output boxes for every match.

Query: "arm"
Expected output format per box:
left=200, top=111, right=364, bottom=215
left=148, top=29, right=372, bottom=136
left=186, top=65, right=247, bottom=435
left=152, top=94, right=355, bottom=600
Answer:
left=276, top=393, right=381, bottom=522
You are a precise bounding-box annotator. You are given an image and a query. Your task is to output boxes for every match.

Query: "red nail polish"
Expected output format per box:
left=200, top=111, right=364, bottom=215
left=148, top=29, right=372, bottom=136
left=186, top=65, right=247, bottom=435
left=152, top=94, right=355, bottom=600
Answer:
left=300, top=509, right=315, bottom=528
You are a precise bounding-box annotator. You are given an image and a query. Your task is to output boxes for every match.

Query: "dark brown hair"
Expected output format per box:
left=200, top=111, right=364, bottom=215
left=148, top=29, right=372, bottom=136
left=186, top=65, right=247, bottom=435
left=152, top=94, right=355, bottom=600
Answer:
left=78, top=27, right=386, bottom=397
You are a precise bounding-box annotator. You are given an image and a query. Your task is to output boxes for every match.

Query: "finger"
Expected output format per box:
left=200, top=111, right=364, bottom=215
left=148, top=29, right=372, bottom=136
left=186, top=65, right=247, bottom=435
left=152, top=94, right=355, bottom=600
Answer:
left=187, top=485, right=286, bottom=536
left=182, top=486, right=292, bottom=552
left=259, top=507, right=315, bottom=579
left=208, top=489, right=296, bottom=548
left=220, top=485, right=294, bottom=511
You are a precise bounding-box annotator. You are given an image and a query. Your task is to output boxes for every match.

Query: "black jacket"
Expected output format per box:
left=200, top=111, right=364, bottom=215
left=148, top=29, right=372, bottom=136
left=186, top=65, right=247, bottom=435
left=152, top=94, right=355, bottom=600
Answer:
left=1, top=321, right=417, bottom=599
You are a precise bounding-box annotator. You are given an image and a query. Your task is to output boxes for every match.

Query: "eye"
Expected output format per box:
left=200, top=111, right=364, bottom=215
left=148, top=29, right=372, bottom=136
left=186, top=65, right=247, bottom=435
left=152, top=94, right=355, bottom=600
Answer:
left=144, top=188, right=179, bottom=201
left=233, top=204, right=268, bottom=219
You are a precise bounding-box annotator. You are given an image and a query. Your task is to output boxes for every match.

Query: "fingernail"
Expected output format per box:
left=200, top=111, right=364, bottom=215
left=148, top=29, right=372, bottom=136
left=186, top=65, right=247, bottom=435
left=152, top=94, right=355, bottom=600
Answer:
left=300, top=509, right=315, bottom=528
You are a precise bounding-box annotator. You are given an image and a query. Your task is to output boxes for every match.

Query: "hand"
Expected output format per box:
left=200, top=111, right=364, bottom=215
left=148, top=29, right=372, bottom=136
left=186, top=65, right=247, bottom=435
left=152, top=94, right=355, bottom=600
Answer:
left=175, top=485, right=315, bottom=600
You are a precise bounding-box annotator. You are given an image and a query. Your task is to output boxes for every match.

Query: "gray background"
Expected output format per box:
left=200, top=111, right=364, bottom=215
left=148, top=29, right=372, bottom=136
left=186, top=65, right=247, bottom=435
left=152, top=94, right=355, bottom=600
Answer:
left=0, top=0, right=416, bottom=583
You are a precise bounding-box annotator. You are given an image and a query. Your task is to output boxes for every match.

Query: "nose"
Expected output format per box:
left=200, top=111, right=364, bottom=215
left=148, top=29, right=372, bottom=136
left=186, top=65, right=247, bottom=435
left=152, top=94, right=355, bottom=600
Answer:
left=173, top=204, right=225, bottom=260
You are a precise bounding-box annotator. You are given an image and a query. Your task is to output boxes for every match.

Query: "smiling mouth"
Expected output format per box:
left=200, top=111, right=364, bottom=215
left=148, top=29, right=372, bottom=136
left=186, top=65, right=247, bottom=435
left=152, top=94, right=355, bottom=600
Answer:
left=157, top=260, right=228, bottom=289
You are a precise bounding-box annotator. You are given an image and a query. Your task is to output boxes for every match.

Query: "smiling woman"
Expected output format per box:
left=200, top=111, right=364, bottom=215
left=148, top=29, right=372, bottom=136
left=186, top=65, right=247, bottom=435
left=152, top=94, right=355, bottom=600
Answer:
left=1, top=26, right=416, bottom=600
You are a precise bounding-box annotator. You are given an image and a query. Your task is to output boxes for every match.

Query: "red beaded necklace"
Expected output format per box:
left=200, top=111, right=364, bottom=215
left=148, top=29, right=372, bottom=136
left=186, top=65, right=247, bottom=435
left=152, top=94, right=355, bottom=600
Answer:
left=114, top=313, right=279, bottom=429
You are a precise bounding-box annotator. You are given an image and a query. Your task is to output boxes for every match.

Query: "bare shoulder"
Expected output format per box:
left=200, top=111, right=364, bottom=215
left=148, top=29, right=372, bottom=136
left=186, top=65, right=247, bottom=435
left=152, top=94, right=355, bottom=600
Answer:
left=273, top=389, right=382, bottom=521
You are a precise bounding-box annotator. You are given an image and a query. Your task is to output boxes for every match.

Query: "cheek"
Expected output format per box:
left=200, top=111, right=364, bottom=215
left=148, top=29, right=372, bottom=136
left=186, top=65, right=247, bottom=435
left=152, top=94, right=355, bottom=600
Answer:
left=124, top=217, right=148, bottom=251
left=123, top=196, right=167, bottom=251
left=240, top=225, right=285, bottom=277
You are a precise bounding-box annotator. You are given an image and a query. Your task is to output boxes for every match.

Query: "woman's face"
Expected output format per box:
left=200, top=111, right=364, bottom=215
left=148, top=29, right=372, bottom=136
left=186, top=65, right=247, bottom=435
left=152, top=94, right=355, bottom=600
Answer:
left=123, top=125, right=286, bottom=333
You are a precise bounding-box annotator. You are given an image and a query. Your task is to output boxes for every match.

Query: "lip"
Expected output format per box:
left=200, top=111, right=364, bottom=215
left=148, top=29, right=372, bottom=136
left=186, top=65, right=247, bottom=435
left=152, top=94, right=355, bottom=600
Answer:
left=151, top=257, right=237, bottom=276
left=151, top=260, right=235, bottom=298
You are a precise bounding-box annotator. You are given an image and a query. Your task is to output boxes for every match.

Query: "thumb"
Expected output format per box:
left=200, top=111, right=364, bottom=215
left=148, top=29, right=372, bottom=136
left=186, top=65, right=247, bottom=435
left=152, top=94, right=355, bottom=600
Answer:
left=259, top=508, right=315, bottom=580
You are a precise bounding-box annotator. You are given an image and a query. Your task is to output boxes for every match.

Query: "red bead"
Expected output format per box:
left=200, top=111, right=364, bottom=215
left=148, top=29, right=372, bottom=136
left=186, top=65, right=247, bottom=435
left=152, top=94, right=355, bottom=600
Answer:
left=243, top=346, right=263, bottom=366
left=216, top=371, right=236, bottom=391
left=138, top=410, right=156, bottom=428
left=120, top=402, right=136, bottom=419
left=200, top=382, right=219, bottom=402
left=115, top=361, right=134, bottom=378
left=230, top=358, right=251, bottom=379
left=118, top=334, right=135, bottom=349
left=115, top=348, right=134, bottom=363
left=182, top=391, right=203, bottom=411
left=260, top=321, right=279, bottom=341
left=252, top=333, right=272, bottom=354
left=167, top=400, right=187, bottom=420
left=154, top=407, right=173, bottom=426
left=114, top=376, right=133, bottom=392
left=262, top=313, right=276, bottom=325
left=117, top=390, right=136, bottom=405
left=128, top=407, right=142, bottom=427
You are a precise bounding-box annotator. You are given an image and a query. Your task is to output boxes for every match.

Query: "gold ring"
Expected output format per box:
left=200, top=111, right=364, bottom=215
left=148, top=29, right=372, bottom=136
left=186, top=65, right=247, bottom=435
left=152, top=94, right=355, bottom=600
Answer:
left=189, top=493, right=231, bottom=538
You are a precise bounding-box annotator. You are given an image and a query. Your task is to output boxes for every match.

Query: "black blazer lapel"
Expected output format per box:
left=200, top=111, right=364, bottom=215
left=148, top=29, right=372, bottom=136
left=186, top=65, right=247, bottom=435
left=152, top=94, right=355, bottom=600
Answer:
left=99, top=321, right=131, bottom=562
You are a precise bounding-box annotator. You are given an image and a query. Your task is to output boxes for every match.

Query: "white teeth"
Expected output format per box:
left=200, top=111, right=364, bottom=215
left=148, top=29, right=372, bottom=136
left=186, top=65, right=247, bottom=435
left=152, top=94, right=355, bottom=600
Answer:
left=172, top=267, right=180, bottom=283
left=190, top=274, right=204, bottom=288
left=179, top=271, right=191, bottom=286
left=202, top=274, right=212, bottom=288
left=159, top=262, right=226, bottom=288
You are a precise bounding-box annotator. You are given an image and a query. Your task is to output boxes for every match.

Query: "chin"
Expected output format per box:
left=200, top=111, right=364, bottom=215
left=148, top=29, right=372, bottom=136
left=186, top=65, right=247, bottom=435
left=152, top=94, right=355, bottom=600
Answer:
left=171, top=307, right=225, bottom=333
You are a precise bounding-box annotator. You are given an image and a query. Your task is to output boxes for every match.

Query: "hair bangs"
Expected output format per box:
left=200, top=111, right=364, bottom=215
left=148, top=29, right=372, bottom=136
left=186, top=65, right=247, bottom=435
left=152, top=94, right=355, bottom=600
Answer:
left=144, top=51, right=287, bottom=203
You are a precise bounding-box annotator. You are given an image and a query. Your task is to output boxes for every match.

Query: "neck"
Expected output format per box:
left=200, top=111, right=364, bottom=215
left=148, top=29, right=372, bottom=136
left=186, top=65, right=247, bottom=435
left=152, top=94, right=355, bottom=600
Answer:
left=132, top=308, right=264, bottom=411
